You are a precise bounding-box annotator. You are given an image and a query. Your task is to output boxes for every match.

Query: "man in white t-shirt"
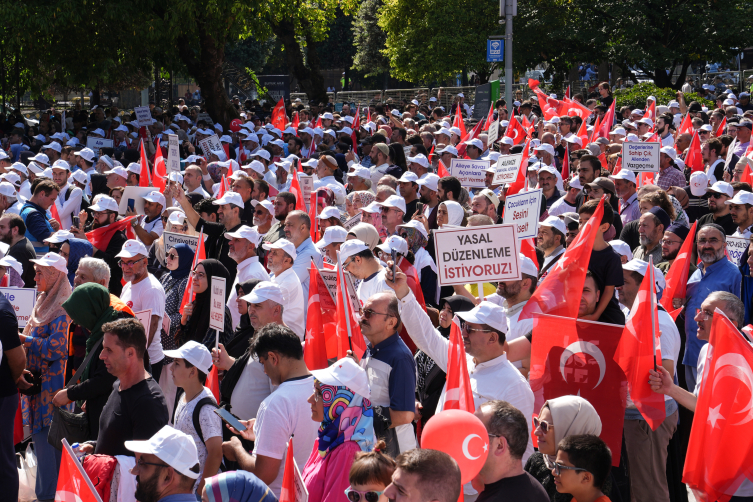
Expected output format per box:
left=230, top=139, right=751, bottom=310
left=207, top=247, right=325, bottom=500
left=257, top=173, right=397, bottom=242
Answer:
left=225, top=225, right=270, bottom=330
left=117, top=239, right=167, bottom=381
left=340, top=239, right=391, bottom=307
left=263, top=239, right=305, bottom=340
left=222, top=324, right=318, bottom=499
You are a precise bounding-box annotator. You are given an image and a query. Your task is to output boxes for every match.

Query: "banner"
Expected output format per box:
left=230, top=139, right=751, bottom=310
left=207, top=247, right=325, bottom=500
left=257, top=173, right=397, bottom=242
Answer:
left=343, top=212, right=362, bottom=231
left=199, top=134, right=227, bottom=161
left=0, top=287, right=36, bottom=327
left=86, top=137, right=114, bottom=152
left=210, top=277, right=226, bottom=331
left=167, top=134, right=181, bottom=173
left=433, top=224, right=520, bottom=286
left=449, top=158, right=490, bottom=188
left=727, top=236, right=749, bottom=265
left=134, top=106, right=152, bottom=127
left=492, top=154, right=524, bottom=185
left=318, top=268, right=359, bottom=314
left=622, top=141, right=660, bottom=172
left=299, top=175, right=314, bottom=210
left=163, top=231, right=200, bottom=255
left=503, top=189, right=542, bottom=239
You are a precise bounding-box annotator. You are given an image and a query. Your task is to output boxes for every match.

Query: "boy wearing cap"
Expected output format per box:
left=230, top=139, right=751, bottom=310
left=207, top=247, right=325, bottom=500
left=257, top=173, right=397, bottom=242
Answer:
left=165, top=341, right=223, bottom=494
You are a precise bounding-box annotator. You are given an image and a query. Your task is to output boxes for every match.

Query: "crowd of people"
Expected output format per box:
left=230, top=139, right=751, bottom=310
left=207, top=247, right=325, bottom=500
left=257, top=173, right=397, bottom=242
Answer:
left=0, top=79, right=751, bottom=502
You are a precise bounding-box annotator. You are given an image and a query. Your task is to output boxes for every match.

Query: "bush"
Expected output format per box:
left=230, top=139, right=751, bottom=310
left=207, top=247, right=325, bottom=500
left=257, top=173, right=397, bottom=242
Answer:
left=613, top=82, right=714, bottom=110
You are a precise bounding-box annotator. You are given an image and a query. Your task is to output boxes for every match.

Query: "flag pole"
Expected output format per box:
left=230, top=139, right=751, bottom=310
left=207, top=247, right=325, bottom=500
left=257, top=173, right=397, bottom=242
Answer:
left=337, top=250, right=354, bottom=351
left=649, top=255, right=657, bottom=372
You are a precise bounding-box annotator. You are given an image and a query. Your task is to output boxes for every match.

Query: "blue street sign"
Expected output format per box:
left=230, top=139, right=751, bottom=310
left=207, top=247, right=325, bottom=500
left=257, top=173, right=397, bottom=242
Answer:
left=487, top=39, right=504, bottom=63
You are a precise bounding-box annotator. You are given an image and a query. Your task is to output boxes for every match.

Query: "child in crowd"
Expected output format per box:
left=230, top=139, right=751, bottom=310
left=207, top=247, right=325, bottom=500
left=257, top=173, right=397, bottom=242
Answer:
left=552, top=434, right=612, bottom=502
left=346, top=440, right=396, bottom=502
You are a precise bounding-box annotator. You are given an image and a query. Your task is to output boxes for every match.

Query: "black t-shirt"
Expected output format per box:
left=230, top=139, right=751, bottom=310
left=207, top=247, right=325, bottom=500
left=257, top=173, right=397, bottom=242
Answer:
left=697, top=212, right=737, bottom=235
left=476, top=472, right=550, bottom=502
left=95, top=377, right=169, bottom=456
left=0, top=295, right=20, bottom=397
left=683, top=187, right=710, bottom=224
left=196, top=218, right=240, bottom=284
left=404, top=198, right=419, bottom=221
left=9, top=237, right=37, bottom=288
left=588, top=245, right=626, bottom=326
left=619, top=219, right=640, bottom=251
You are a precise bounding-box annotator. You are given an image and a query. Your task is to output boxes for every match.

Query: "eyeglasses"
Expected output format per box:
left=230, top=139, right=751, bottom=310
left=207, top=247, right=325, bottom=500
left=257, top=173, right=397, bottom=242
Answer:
left=166, top=253, right=178, bottom=260
left=361, top=308, right=395, bottom=320
left=460, top=321, right=490, bottom=334
left=695, top=308, right=715, bottom=321
left=344, top=488, right=384, bottom=502
left=552, top=462, right=588, bottom=476
left=118, top=258, right=145, bottom=268
left=342, top=257, right=356, bottom=269
left=533, top=417, right=554, bottom=434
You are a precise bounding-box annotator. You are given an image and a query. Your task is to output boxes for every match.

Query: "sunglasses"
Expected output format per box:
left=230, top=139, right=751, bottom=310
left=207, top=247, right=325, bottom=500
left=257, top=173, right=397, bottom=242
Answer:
left=344, top=488, right=383, bottom=502
left=166, top=253, right=178, bottom=260
left=361, top=308, right=395, bottom=320
left=533, top=417, right=553, bottom=433
left=709, top=192, right=726, bottom=199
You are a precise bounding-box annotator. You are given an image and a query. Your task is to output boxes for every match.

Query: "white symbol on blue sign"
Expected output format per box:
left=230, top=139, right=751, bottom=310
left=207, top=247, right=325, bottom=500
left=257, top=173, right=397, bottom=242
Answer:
left=486, top=40, right=504, bottom=62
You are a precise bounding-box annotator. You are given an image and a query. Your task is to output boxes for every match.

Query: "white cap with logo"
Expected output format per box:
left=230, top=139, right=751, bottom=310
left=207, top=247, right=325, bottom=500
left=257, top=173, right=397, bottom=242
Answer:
left=29, top=252, right=68, bottom=275
left=262, top=238, right=297, bottom=260
left=115, top=240, right=149, bottom=259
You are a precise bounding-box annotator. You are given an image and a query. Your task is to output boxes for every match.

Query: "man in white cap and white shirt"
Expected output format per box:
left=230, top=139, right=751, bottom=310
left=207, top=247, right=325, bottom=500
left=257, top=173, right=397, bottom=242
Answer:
left=609, top=168, right=640, bottom=225
left=536, top=216, right=567, bottom=282
left=378, top=194, right=406, bottom=237
left=10, top=162, right=31, bottom=201
left=548, top=177, right=583, bottom=217
left=407, top=154, right=431, bottom=179
left=225, top=225, right=270, bottom=330
left=48, top=158, right=82, bottom=230
left=347, top=165, right=373, bottom=193
left=0, top=182, right=20, bottom=216
left=317, top=225, right=348, bottom=264
left=340, top=239, right=391, bottom=306
left=726, top=190, right=753, bottom=239
left=131, top=190, right=165, bottom=250
left=117, top=239, right=167, bottom=381
left=262, top=239, right=305, bottom=339
left=105, top=165, right=129, bottom=189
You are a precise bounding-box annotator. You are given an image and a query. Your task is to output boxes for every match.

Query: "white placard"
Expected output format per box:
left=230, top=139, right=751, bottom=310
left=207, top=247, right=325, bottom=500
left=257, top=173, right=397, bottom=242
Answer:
left=167, top=134, right=181, bottom=173
left=135, top=106, right=152, bottom=127
left=299, top=175, right=314, bottom=210
left=622, top=141, right=660, bottom=172
left=433, top=224, right=521, bottom=286
left=503, top=189, right=542, bottom=240
left=319, top=269, right=360, bottom=313
left=449, top=158, right=491, bottom=188
left=343, top=212, right=362, bottom=231
left=86, top=137, right=114, bottom=151
left=487, top=118, right=499, bottom=146
left=134, top=309, right=152, bottom=331
left=293, top=453, right=309, bottom=502
left=0, top=287, right=37, bottom=327
left=209, top=276, right=226, bottom=331
left=163, top=231, right=200, bottom=255
left=493, top=153, right=524, bottom=185
left=199, top=134, right=227, bottom=161
left=118, top=186, right=157, bottom=215
left=727, top=236, right=749, bottom=265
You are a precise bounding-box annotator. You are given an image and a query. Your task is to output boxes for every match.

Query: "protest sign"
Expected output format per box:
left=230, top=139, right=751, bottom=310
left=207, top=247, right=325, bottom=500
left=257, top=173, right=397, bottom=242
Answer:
left=622, top=142, right=660, bottom=172
left=167, top=134, right=181, bottom=173
left=449, top=158, right=491, bottom=188
left=197, top=112, right=214, bottom=126
left=299, top=175, right=313, bottom=210
left=433, top=224, right=521, bottom=286
left=161, top=315, right=170, bottom=338
left=487, top=118, right=499, bottom=146
left=199, top=134, right=227, bottom=161
left=118, top=186, right=157, bottom=215
left=293, top=455, right=309, bottom=502
left=727, top=236, right=749, bottom=265
left=163, top=231, right=200, bottom=255
left=493, top=153, right=524, bottom=185
left=134, top=309, right=152, bottom=330
left=209, top=276, right=226, bottom=331
left=503, top=189, right=542, bottom=239
left=0, top=287, right=36, bottom=327
left=343, top=212, right=362, bottom=231
left=319, top=268, right=360, bottom=313
left=135, top=106, right=152, bottom=127
left=86, top=137, right=114, bottom=152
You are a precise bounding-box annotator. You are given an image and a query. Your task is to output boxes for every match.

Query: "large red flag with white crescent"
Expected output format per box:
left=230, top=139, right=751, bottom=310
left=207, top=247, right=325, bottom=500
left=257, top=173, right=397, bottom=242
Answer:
left=444, top=317, right=475, bottom=412
left=504, top=115, right=527, bottom=145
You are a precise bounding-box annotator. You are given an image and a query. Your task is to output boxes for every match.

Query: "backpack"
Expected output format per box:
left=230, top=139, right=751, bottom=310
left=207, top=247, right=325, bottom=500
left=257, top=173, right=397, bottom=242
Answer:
left=173, top=391, right=219, bottom=444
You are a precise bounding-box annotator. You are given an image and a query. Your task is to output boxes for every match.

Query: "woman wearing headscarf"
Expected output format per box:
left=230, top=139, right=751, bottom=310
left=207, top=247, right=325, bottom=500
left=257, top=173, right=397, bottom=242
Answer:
left=175, top=259, right=234, bottom=351
left=0, top=254, right=26, bottom=287
left=415, top=295, right=474, bottom=431
left=19, top=254, right=72, bottom=501
left=55, top=283, right=130, bottom=439
left=397, top=222, right=438, bottom=307
left=438, top=201, right=466, bottom=227
left=347, top=222, right=381, bottom=251
left=224, top=279, right=261, bottom=359
left=524, top=396, right=607, bottom=502
left=160, top=243, right=195, bottom=359
left=303, top=358, right=375, bottom=502
left=59, top=237, right=93, bottom=286
left=201, top=471, right=276, bottom=502
left=150, top=209, right=197, bottom=276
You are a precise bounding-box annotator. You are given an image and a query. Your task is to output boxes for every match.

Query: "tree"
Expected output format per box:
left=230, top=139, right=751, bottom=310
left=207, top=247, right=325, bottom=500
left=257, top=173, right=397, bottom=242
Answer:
left=352, top=0, right=390, bottom=81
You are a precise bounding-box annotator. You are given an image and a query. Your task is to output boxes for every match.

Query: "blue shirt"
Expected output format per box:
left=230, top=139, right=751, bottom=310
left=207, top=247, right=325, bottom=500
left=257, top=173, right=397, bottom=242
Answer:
left=291, top=237, right=323, bottom=310
left=684, top=258, right=742, bottom=366
left=363, top=333, right=417, bottom=412
left=20, top=200, right=53, bottom=254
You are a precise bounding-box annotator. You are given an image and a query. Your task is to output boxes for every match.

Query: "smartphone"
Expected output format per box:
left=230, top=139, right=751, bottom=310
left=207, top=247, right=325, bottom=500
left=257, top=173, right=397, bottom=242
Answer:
left=214, top=407, right=247, bottom=432
left=415, top=202, right=425, bottom=217
left=127, top=199, right=135, bottom=212
left=72, top=216, right=79, bottom=228
left=391, top=249, right=397, bottom=281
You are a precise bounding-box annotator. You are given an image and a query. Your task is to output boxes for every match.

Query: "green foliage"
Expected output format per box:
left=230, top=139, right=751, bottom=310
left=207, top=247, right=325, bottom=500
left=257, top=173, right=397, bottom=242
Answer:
left=317, top=11, right=357, bottom=70
left=352, top=0, right=390, bottom=78
left=226, top=37, right=276, bottom=74
left=613, top=82, right=714, bottom=110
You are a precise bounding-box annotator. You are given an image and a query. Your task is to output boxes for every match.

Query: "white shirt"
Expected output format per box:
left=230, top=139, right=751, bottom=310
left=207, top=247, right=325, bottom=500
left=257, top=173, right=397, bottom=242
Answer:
left=357, top=268, right=392, bottom=307
left=120, top=273, right=166, bottom=363
left=19, top=180, right=32, bottom=201
left=369, top=163, right=390, bottom=188
left=397, top=290, right=535, bottom=461
left=138, top=215, right=164, bottom=250
left=313, top=175, right=346, bottom=205
left=172, top=387, right=222, bottom=491
left=231, top=356, right=274, bottom=421
left=54, top=182, right=83, bottom=230
left=227, top=256, right=270, bottom=330
left=253, top=376, right=319, bottom=499
left=188, top=184, right=211, bottom=199
left=547, top=196, right=576, bottom=217
left=270, top=267, right=305, bottom=340
left=661, top=133, right=674, bottom=148
left=732, top=226, right=752, bottom=240
left=486, top=294, right=532, bottom=369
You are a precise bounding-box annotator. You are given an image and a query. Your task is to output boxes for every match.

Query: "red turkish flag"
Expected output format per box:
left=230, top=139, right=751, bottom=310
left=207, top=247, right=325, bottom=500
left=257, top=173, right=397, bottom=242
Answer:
left=55, top=442, right=102, bottom=502
left=352, top=107, right=361, bottom=146
left=519, top=197, right=605, bottom=320
left=271, top=98, right=287, bottom=131
left=660, top=221, right=697, bottom=320
left=645, top=100, right=656, bottom=125
left=428, top=144, right=436, bottom=161
left=520, top=238, right=538, bottom=268
left=482, top=103, right=495, bottom=131
left=566, top=98, right=592, bottom=120
left=456, top=120, right=484, bottom=159
left=216, top=175, right=228, bottom=199
left=279, top=439, right=297, bottom=502
left=576, top=118, right=589, bottom=147
left=289, top=170, right=306, bottom=212
left=336, top=259, right=366, bottom=360
left=206, top=365, right=220, bottom=402
left=533, top=88, right=557, bottom=121
left=179, top=230, right=206, bottom=315
left=715, top=116, right=727, bottom=137
left=561, top=145, right=570, bottom=179
left=684, top=312, right=753, bottom=502
left=50, top=198, right=61, bottom=224
left=614, top=257, right=666, bottom=430
left=291, top=111, right=300, bottom=133
left=438, top=159, right=450, bottom=178
left=565, top=85, right=571, bottom=99
left=741, top=161, right=753, bottom=186
left=453, top=103, right=467, bottom=138
left=153, top=143, right=167, bottom=192
left=444, top=317, right=475, bottom=412
left=504, top=115, right=527, bottom=145
left=678, top=112, right=693, bottom=136
left=592, top=100, right=616, bottom=142
left=85, top=216, right=137, bottom=251
left=530, top=314, right=628, bottom=466
left=309, top=189, right=318, bottom=244
left=685, top=132, right=705, bottom=172
left=139, top=139, right=151, bottom=187
left=304, top=265, right=329, bottom=370
left=521, top=115, right=535, bottom=137
left=504, top=138, right=531, bottom=197
left=314, top=114, right=322, bottom=128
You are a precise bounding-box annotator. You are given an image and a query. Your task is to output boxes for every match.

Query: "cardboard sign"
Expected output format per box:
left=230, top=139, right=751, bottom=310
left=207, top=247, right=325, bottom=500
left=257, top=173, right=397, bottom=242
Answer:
left=493, top=153, right=524, bottom=185
left=727, top=236, right=749, bottom=265
left=0, top=287, right=36, bottom=327
left=343, top=212, right=362, bottom=230
left=163, top=231, right=200, bottom=255
left=503, top=189, right=542, bottom=239
left=197, top=112, right=214, bottom=126
left=622, top=141, right=660, bottom=172
left=161, top=314, right=171, bottom=337
left=433, top=224, right=521, bottom=286
left=487, top=118, right=499, bottom=146
left=319, top=269, right=360, bottom=313
left=199, top=134, right=227, bottom=161
left=167, top=134, right=181, bottom=173
left=299, top=175, right=314, bottom=210
left=134, top=309, right=152, bottom=331
left=293, top=453, right=309, bottom=502
left=86, top=137, right=114, bottom=152
left=449, top=158, right=491, bottom=188
left=118, top=186, right=158, bottom=215
left=135, top=106, right=152, bottom=127
left=209, top=276, right=226, bottom=331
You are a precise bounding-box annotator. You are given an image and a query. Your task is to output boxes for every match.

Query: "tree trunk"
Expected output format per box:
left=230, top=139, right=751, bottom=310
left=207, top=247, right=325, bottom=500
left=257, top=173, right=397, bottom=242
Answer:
left=598, top=61, right=609, bottom=83
left=652, top=69, right=674, bottom=89
left=461, top=68, right=468, bottom=87
left=271, top=20, right=328, bottom=104
left=91, top=86, right=101, bottom=107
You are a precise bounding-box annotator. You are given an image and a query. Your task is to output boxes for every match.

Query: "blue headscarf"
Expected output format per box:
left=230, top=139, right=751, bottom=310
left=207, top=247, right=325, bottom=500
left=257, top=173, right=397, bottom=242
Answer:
left=169, top=243, right=195, bottom=280
left=65, top=238, right=93, bottom=285
left=205, top=471, right=277, bottom=502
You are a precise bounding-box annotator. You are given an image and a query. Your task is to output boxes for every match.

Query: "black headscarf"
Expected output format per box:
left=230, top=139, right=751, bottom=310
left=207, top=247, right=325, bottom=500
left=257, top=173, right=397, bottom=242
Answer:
left=183, top=259, right=230, bottom=344
left=438, top=295, right=475, bottom=338
left=224, top=278, right=262, bottom=359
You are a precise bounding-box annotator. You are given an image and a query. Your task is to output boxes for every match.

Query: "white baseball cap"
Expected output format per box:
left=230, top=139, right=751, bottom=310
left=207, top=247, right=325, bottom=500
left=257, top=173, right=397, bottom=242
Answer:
left=71, top=170, right=88, bottom=184
left=250, top=199, right=274, bottom=214
left=104, top=166, right=129, bottom=179
left=539, top=215, right=567, bottom=236
left=42, top=142, right=62, bottom=153
left=456, top=301, right=508, bottom=334
left=225, top=225, right=262, bottom=245
left=339, top=239, right=370, bottom=262
left=0, top=255, right=23, bottom=276
left=246, top=160, right=266, bottom=175
left=534, top=144, right=555, bottom=156
left=0, top=182, right=16, bottom=199
left=163, top=340, right=213, bottom=374
left=317, top=226, right=348, bottom=248
left=398, top=171, right=419, bottom=183
left=10, top=162, right=27, bottom=176
left=143, top=191, right=166, bottom=207
left=311, top=357, right=370, bottom=399
left=125, top=425, right=200, bottom=479
left=609, top=169, right=637, bottom=184
left=212, top=191, right=244, bottom=208
left=464, top=138, right=484, bottom=150
left=78, top=148, right=96, bottom=163
left=416, top=173, right=440, bottom=192
left=689, top=171, right=709, bottom=197
left=725, top=190, right=753, bottom=206
left=30, top=153, right=50, bottom=166
left=30, top=252, right=68, bottom=275
left=378, top=194, right=407, bottom=213
left=622, top=259, right=666, bottom=293
left=360, top=201, right=382, bottom=214
left=168, top=211, right=186, bottom=226
left=262, top=238, right=297, bottom=260
left=660, top=146, right=677, bottom=160
left=407, top=154, right=430, bottom=168
left=340, top=127, right=353, bottom=136
left=241, top=280, right=285, bottom=305
left=44, top=230, right=75, bottom=244
left=436, top=144, right=458, bottom=156
left=0, top=150, right=8, bottom=161
left=168, top=172, right=184, bottom=184
left=1, top=172, right=20, bottom=185
left=347, top=166, right=371, bottom=180
left=706, top=180, right=733, bottom=198
left=434, top=127, right=453, bottom=137
left=115, top=239, right=149, bottom=259
left=396, top=219, right=428, bottom=239
left=89, top=195, right=119, bottom=212
left=317, top=206, right=342, bottom=220
left=377, top=235, right=409, bottom=256
left=518, top=253, right=539, bottom=277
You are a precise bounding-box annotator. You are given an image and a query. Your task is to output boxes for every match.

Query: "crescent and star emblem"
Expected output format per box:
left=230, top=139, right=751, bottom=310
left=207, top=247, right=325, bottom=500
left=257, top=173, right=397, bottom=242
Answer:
left=559, top=341, right=607, bottom=389
left=461, top=434, right=487, bottom=460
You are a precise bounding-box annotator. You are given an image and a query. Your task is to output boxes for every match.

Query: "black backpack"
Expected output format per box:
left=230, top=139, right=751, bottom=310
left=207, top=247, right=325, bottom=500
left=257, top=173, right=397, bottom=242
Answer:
left=174, top=392, right=219, bottom=444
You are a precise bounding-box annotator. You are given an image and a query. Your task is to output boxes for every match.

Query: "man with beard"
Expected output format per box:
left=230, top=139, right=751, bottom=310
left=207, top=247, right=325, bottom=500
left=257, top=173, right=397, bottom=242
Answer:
left=536, top=216, right=566, bottom=283
left=225, top=225, right=270, bottom=330
left=683, top=224, right=741, bottom=391
left=282, top=210, right=322, bottom=303
left=471, top=189, right=501, bottom=224
left=261, top=192, right=295, bottom=249
left=263, top=240, right=305, bottom=340
left=0, top=213, right=36, bottom=287
left=126, top=426, right=204, bottom=502
left=634, top=206, right=669, bottom=264
left=696, top=181, right=737, bottom=235
left=656, top=223, right=696, bottom=278
left=417, top=174, right=441, bottom=230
